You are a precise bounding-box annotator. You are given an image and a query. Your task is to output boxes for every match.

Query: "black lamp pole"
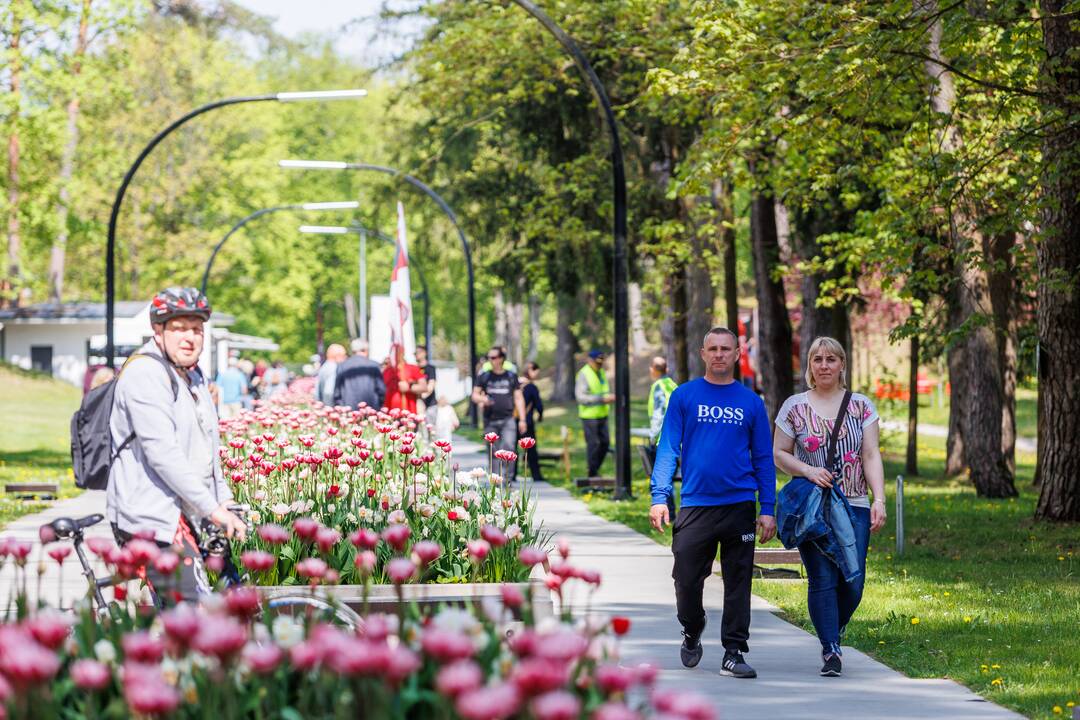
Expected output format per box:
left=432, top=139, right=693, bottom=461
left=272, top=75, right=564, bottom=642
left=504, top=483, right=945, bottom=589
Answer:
left=280, top=160, right=479, bottom=426
left=508, top=0, right=632, bottom=499
left=103, top=89, right=366, bottom=370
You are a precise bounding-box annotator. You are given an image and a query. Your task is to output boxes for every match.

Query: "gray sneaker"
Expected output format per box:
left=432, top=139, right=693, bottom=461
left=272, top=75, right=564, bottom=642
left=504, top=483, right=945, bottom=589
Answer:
left=720, top=650, right=757, bottom=678
left=680, top=614, right=707, bottom=668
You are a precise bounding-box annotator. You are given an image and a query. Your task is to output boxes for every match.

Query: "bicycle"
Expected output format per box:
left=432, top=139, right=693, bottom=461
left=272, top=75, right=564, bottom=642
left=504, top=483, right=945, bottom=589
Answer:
left=41, top=511, right=362, bottom=630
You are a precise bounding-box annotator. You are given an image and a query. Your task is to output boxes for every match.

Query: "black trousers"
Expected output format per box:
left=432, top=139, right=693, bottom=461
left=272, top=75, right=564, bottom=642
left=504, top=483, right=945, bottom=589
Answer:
left=523, top=422, right=545, bottom=481
left=671, top=501, right=757, bottom=653
left=582, top=417, right=610, bottom=477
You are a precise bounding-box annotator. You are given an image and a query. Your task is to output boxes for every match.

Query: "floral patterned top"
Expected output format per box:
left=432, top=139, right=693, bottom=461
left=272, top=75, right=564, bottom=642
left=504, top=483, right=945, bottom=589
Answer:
left=774, top=392, right=879, bottom=507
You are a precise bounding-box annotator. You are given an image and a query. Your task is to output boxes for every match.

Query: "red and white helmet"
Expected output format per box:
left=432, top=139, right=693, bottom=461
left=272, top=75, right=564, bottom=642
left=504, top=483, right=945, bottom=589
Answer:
left=149, top=287, right=211, bottom=324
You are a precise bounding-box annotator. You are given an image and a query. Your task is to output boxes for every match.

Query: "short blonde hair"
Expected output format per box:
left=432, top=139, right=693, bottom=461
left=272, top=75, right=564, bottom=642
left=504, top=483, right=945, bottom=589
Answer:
left=805, top=336, right=847, bottom=389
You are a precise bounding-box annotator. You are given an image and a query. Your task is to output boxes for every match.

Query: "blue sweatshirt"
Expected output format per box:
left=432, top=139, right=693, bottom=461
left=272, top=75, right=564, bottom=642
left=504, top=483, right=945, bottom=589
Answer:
left=650, top=378, right=776, bottom=515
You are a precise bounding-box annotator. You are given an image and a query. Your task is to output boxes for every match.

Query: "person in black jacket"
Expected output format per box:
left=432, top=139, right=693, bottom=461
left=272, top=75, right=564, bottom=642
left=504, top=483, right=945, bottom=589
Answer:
left=333, top=339, right=386, bottom=410
left=520, top=361, right=545, bottom=482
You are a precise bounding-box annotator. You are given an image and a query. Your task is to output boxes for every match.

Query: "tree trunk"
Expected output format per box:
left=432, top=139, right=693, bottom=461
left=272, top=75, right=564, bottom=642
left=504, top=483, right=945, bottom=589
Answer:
left=5, top=3, right=23, bottom=306
left=493, top=289, right=507, bottom=348
left=505, top=297, right=524, bottom=370
left=712, top=179, right=739, bottom=331
left=628, top=282, right=648, bottom=354
left=551, top=295, right=577, bottom=402
left=1035, top=0, right=1080, bottom=521
left=527, top=292, right=540, bottom=362
left=48, top=0, right=92, bottom=303
left=667, top=270, right=689, bottom=383
left=748, top=174, right=795, bottom=421
left=945, top=330, right=968, bottom=476
left=988, top=232, right=1018, bottom=475
left=906, top=334, right=919, bottom=476
left=684, top=217, right=715, bottom=380
left=922, top=0, right=1015, bottom=496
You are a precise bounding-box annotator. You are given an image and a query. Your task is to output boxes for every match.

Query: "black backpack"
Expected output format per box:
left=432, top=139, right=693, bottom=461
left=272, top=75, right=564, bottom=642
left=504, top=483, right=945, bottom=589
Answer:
left=70, top=353, right=179, bottom=490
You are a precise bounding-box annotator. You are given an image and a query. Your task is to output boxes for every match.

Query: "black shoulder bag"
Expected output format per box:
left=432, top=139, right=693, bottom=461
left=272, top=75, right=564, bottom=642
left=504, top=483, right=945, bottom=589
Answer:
left=825, top=389, right=853, bottom=486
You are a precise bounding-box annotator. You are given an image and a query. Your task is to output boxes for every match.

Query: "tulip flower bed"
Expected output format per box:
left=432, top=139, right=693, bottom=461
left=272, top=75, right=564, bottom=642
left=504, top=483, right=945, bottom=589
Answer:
left=219, top=397, right=543, bottom=586
left=0, top=539, right=717, bottom=720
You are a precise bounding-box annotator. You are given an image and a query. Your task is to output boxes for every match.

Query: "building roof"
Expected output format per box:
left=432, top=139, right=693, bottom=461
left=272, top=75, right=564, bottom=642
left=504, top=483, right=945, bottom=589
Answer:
left=0, top=302, right=234, bottom=325
left=0, top=301, right=147, bottom=321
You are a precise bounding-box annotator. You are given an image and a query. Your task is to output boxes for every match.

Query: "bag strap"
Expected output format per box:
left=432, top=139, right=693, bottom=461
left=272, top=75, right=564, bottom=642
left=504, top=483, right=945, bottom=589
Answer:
left=111, top=352, right=181, bottom=462
left=825, top=389, right=853, bottom=474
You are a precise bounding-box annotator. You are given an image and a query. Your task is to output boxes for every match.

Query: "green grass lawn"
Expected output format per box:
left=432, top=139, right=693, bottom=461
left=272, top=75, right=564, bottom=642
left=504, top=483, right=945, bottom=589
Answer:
left=525, top=399, right=1076, bottom=720
left=876, top=385, right=1038, bottom=440
left=0, top=363, right=82, bottom=526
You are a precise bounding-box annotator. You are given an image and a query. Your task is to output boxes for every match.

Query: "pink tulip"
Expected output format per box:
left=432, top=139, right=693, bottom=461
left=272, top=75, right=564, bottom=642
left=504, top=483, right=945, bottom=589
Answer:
left=480, top=525, right=508, bottom=548
left=26, top=611, right=72, bottom=650
left=421, top=628, right=475, bottom=663
left=456, top=682, right=521, bottom=720
left=86, top=536, right=116, bottom=557
left=0, top=632, right=60, bottom=687
left=483, top=432, right=500, bottom=444
left=533, top=629, right=588, bottom=663
left=595, top=664, right=634, bottom=695
left=315, top=527, right=341, bottom=553
left=386, top=557, right=416, bottom=584
left=257, top=523, right=290, bottom=545
left=518, top=546, right=548, bottom=568
left=38, top=525, right=56, bottom=544
left=161, top=604, right=199, bottom=646
left=355, top=550, right=378, bottom=575
left=241, top=549, right=276, bottom=572
left=508, top=628, right=537, bottom=657
left=382, top=524, right=411, bottom=551
left=121, top=631, right=165, bottom=664
left=435, top=660, right=483, bottom=698
left=467, top=539, right=491, bottom=563
left=124, top=539, right=160, bottom=566
left=580, top=569, right=601, bottom=586
left=289, top=641, right=323, bottom=671
left=411, top=540, right=442, bottom=567
left=501, top=584, right=525, bottom=609
left=591, top=702, right=640, bottom=720
left=3, top=538, right=32, bottom=562
left=383, top=645, right=422, bottom=684
left=326, top=637, right=388, bottom=676
left=518, top=437, right=536, bottom=450
left=152, top=551, right=180, bottom=576
left=71, top=659, right=111, bottom=690
left=192, top=615, right=247, bottom=662
left=652, top=690, right=716, bottom=720
left=324, top=569, right=340, bottom=584
left=243, top=643, right=284, bottom=675
left=224, top=586, right=262, bottom=619
left=350, top=528, right=380, bottom=549
left=296, top=557, right=329, bottom=581
left=633, top=663, right=658, bottom=686
left=531, top=690, right=581, bottom=720
left=122, top=664, right=180, bottom=716
left=293, top=517, right=320, bottom=541
left=557, top=538, right=571, bottom=559
left=510, top=657, right=570, bottom=696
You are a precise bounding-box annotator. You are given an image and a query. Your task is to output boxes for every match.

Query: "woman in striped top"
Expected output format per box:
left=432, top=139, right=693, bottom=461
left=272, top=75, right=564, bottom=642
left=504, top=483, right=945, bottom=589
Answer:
left=773, top=336, right=886, bottom=677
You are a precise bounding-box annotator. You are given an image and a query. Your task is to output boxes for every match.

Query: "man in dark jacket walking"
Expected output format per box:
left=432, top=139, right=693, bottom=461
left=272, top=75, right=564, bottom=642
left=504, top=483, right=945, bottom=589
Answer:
left=333, top=339, right=386, bottom=409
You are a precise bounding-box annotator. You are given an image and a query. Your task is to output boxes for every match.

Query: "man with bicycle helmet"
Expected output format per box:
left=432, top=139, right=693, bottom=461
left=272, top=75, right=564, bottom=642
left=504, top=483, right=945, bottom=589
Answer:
left=107, top=287, right=246, bottom=601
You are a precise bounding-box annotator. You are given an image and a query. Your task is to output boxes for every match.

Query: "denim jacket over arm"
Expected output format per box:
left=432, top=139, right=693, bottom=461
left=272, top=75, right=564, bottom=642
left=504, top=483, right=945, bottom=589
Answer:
left=777, top=477, right=861, bottom=582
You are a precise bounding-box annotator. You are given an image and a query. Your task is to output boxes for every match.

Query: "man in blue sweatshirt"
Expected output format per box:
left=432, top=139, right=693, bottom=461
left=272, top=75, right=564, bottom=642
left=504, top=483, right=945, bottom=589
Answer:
left=650, top=326, right=777, bottom=679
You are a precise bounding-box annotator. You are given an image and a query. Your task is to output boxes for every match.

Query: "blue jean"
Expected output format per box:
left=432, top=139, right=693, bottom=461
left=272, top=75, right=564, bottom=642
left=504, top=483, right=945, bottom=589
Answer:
left=798, top=506, right=871, bottom=655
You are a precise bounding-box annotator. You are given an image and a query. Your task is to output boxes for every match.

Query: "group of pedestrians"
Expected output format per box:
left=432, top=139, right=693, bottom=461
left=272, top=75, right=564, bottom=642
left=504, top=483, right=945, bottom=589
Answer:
left=213, top=354, right=289, bottom=418
left=649, top=327, right=885, bottom=679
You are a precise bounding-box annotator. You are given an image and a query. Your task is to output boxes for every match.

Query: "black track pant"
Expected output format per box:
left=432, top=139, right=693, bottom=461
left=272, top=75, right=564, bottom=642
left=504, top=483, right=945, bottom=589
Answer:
left=671, top=501, right=757, bottom=653
left=523, top=422, right=544, bottom=481
left=582, top=417, right=610, bottom=477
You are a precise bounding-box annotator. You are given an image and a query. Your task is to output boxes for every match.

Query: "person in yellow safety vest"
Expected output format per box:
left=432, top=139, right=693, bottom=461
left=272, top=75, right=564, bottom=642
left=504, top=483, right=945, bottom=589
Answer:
left=647, top=356, right=679, bottom=516
left=648, top=356, right=679, bottom=447
left=576, top=349, right=615, bottom=477
left=480, top=346, right=518, bottom=374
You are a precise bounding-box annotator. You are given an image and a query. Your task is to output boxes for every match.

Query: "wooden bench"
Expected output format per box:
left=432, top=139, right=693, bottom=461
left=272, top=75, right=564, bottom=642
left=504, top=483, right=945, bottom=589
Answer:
left=713, top=548, right=804, bottom=579
left=574, top=477, right=616, bottom=491
left=5, top=482, right=60, bottom=500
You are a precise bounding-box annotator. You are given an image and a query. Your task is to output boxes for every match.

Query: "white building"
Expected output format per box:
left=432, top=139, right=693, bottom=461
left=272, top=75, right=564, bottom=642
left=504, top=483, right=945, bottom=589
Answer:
left=0, top=301, right=278, bottom=390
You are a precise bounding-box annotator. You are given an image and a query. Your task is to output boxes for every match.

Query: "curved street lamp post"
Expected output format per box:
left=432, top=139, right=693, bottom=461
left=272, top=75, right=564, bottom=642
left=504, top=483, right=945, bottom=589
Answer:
left=506, top=0, right=632, bottom=499
left=104, top=89, right=367, bottom=371
left=279, top=159, right=479, bottom=426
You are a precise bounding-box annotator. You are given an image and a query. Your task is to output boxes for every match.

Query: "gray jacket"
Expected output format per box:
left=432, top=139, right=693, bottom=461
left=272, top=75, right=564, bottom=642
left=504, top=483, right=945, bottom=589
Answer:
left=107, top=341, right=230, bottom=544
left=333, top=354, right=386, bottom=409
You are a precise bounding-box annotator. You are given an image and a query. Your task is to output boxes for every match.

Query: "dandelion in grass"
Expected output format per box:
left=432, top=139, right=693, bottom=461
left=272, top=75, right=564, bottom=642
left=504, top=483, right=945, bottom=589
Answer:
left=991, top=678, right=1003, bottom=687
left=963, top=616, right=972, bottom=623
left=910, top=617, right=920, bottom=625
left=1052, top=707, right=1062, bottom=715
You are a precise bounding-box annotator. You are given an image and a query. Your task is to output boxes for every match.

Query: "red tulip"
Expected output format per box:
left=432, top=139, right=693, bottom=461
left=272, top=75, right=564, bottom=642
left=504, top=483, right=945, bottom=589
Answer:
left=518, top=437, right=536, bottom=450
left=611, top=616, right=631, bottom=636
left=44, top=543, right=71, bottom=565
left=349, top=528, right=380, bottom=549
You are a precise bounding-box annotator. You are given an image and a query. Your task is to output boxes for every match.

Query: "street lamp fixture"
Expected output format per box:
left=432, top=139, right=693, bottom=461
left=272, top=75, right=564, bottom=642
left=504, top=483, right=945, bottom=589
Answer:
left=105, top=88, right=367, bottom=371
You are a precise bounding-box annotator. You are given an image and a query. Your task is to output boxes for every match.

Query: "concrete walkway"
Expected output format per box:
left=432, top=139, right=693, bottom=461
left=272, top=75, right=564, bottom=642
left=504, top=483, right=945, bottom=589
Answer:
left=452, top=433, right=1022, bottom=718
